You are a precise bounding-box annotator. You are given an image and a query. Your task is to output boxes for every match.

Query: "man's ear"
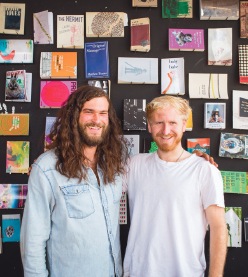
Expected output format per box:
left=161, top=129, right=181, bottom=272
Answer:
left=147, top=120, right=152, bottom=133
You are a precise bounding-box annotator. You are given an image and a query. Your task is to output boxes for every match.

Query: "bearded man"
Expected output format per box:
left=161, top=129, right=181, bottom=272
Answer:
left=20, top=85, right=129, bottom=277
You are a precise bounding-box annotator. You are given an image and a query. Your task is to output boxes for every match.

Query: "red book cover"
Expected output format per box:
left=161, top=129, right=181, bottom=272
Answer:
left=130, top=17, right=150, bottom=52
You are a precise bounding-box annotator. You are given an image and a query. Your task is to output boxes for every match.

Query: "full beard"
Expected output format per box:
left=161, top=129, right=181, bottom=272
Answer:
left=79, top=123, right=109, bottom=147
left=152, top=132, right=183, bottom=152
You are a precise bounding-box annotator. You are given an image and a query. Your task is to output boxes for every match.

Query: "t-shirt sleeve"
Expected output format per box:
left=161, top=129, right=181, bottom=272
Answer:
left=199, top=163, right=225, bottom=210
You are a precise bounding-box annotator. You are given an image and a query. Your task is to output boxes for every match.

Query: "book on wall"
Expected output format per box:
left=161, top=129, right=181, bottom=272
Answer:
left=204, top=102, right=226, bottom=129
left=240, top=1, right=248, bottom=38
left=2, top=214, right=21, bottom=242
left=221, top=171, right=248, bottom=194
left=44, top=116, right=56, bottom=151
left=85, top=41, right=109, bottom=79
left=0, top=39, right=33, bottom=63
left=0, top=3, right=25, bottom=35
left=57, top=15, right=84, bottom=48
left=40, top=52, right=77, bottom=79
left=187, top=138, right=210, bottom=155
left=143, top=139, right=158, bottom=153
left=225, top=207, right=242, bottom=248
left=0, top=184, right=28, bottom=209
left=161, top=57, right=185, bottom=95
left=238, top=45, right=248, bottom=84
left=86, top=12, right=127, bottom=37
left=33, top=10, right=53, bottom=44
left=123, top=99, right=146, bottom=130
left=5, top=70, right=32, bottom=102
left=233, top=90, right=248, bottom=130
left=87, top=80, right=111, bottom=97
left=130, top=17, right=150, bottom=52
left=162, top=0, right=193, bottom=18
left=200, top=0, right=239, bottom=20
left=119, top=191, right=127, bottom=225
left=188, top=73, right=228, bottom=99
left=124, top=134, right=140, bottom=156
left=0, top=114, right=29, bottom=136
left=208, top=28, right=232, bottom=66
left=118, top=57, right=158, bottom=84
left=40, top=81, right=77, bottom=108
left=185, top=109, right=193, bottom=131
left=168, top=28, right=204, bottom=51
left=219, top=132, right=248, bottom=159
left=132, top=0, right=158, bottom=7
left=6, top=141, right=29, bottom=174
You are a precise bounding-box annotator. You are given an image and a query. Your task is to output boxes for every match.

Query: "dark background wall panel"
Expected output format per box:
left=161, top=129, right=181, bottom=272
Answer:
left=0, top=1, right=247, bottom=276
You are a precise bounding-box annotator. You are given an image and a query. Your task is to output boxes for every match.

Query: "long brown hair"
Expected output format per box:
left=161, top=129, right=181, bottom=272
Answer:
left=48, top=85, right=129, bottom=184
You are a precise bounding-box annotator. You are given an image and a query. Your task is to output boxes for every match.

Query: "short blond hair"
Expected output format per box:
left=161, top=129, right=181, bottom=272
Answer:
left=146, top=95, right=192, bottom=121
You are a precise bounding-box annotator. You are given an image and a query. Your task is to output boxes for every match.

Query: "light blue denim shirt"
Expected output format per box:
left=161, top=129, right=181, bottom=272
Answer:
left=20, top=150, right=123, bottom=277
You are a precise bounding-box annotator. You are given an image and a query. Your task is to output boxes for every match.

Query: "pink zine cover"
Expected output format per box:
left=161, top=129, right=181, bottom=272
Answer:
left=40, top=81, right=77, bottom=108
left=169, top=28, right=204, bottom=51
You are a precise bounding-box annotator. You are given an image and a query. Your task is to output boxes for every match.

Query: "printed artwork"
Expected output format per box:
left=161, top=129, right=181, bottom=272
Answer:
left=124, top=135, right=140, bottom=156
left=204, top=102, right=226, bottom=129
left=0, top=39, right=33, bottom=63
left=6, top=141, right=30, bottom=173
left=0, top=114, right=29, bottom=136
left=118, top=57, right=158, bottom=84
left=0, top=184, right=28, bottom=209
left=187, top=138, right=210, bottom=155
left=233, top=90, right=248, bottom=130
left=119, top=191, right=127, bottom=225
left=33, top=10, right=54, bottom=44
left=86, top=12, right=126, bottom=37
left=219, top=132, right=248, bottom=159
left=40, top=81, right=77, bottom=108
left=2, top=214, right=21, bottom=242
left=0, top=3, right=25, bottom=34
left=123, top=99, right=146, bottom=130
left=44, top=116, right=56, bottom=150
left=225, top=207, right=242, bottom=247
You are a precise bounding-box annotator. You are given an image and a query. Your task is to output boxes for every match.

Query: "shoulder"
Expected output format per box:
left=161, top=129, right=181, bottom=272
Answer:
left=190, top=154, right=222, bottom=179
left=33, top=149, right=57, bottom=171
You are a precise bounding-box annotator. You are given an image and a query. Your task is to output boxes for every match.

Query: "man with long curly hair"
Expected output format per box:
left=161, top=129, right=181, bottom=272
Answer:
left=20, top=85, right=129, bottom=277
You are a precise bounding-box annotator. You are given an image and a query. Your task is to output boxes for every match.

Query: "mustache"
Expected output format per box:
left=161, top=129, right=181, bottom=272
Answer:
left=84, top=123, right=105, bottom=128
left=156, top=133, right=174, bottom=138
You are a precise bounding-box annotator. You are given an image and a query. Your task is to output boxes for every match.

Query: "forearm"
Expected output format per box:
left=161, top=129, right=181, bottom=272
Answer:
left=208, top=225, right=228, bottom=277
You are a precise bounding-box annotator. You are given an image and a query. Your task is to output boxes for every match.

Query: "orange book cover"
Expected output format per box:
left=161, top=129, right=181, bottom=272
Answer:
left=0, top=114, right=29, bottom=135
left=40, top=52, right=77, bottom=79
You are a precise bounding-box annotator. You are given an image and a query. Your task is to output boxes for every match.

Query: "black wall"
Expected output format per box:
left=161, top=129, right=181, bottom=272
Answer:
left=0, top=1, right=247, bottom=276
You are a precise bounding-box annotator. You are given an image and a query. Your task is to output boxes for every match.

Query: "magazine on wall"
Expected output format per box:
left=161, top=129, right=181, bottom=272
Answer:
left=57, top=15, right=84, bottom=48
left=208, top=28, right=232, bottom=66
left=5, top=69, right=32, bottom=102
left=233, top=90, right=248, bottom=130
left=33, top=10, right=53, bottom=44
left=169, top=28, right=204, bottom=51
left=0, top=184, right=28, bottom=209
left=225, top=207, right=242, bottom=248
left=187, top=138, right=210, bottom=155
left=219, top=132, right=248, bottom=159
left=0, top=114, right=29, bottom=136
left=204, top=102, right=226, bottom=129
left=162, top=0, right=192, bottom=18
left=86, top=12, right=127, bottom=37
left=221, top=171, right=247, bottom=194
left=0, top=39, right=33, bottom=63
left=118, top=57, right=158, bottom=84
left=200, top=0, right=239, bottom=20
left=0, top=3, right=25, bottom=35
left=188, top=73, right=228, bottom=99
left=161, top=57, right=185, bottom=95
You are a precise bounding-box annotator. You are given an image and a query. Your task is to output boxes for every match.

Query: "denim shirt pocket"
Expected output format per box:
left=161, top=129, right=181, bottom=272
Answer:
left=60, top=183, right=95, bottom=219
